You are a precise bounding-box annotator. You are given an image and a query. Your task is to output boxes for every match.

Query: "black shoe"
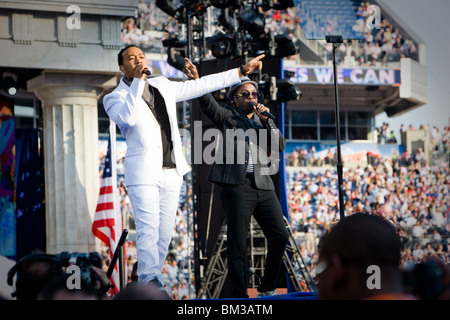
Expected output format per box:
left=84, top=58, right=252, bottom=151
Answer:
left=256, top=290, right=278, bottom=297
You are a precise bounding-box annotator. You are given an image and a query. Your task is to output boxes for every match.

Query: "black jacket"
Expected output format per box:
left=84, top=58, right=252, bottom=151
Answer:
left=196, top=93, right=286, bottom=190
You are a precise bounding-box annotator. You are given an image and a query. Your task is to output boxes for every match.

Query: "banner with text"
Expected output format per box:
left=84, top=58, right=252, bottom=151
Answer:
left=285, top=66, right=401, bottom=86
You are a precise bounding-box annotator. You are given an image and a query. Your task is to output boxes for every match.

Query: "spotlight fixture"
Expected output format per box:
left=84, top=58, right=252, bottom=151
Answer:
left=206, top=33, right=235, bottom=59
left=258, top=75, right=301, bottom=103
left=211, top=0, right=241, bottom=9
left=184, top=0, right=210, bottom=16
left=260, top=0, right=293, bottom=11
left=167, top=47, right=186, bottom=71
left=258, top=74, right=277, bottom=102
left=155, top=0, right=181, bottom=19
left=261, top=0, right=274, bottom=11
left=238, top=8, right=266, bottom=38
left=276, top=78, right=302, bottom=102
left=275, top=35, right=300, bottom=58
left=162, top=35, right=186, bottom=48
left=252, top=32, right=276, bottom=56
left=162, top=36, right=187, bottom=71
left=2, top=73, right=18, bottom=96
left=218, top=9, right=238, bottom=32
left=273, top=0, right=295, bottom=10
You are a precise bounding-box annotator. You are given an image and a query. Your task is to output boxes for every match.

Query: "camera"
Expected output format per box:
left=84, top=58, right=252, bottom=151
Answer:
left=8, top=251, right=106, bottom=300
left=57, top=251, right=103, bottom=288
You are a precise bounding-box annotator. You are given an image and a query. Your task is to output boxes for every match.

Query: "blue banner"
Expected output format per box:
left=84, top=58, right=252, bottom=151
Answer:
left=285, top=66, right=401, bottom=86
left=15, top=128, right=43, bottom=259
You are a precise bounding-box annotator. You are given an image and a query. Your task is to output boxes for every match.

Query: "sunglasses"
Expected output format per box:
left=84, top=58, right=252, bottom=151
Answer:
left=235, top=91, right=258, bottom=99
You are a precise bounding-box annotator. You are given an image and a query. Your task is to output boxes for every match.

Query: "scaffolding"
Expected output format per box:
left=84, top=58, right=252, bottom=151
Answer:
left=196, top=216, right=317, bottom=299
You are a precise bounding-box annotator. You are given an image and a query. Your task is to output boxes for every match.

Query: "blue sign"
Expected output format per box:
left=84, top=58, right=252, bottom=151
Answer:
left=285, top=66, right=401, bottom=86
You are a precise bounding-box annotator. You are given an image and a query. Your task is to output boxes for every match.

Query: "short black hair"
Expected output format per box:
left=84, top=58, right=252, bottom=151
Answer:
left=318, top=213, right=402, bottom=268
left=118, top=44, right=141, bottom=66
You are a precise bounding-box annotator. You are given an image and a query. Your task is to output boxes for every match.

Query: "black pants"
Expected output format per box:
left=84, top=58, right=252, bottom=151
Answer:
left=220, top=175, right=289, bottom=298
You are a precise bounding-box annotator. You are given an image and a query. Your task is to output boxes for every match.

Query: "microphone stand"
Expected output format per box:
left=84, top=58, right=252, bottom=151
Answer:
left=326, top=35, right=345, bottom=221
left=107, top=229, right=128, bottom=291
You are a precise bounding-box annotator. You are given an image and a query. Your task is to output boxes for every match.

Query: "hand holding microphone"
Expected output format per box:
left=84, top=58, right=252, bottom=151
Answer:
left=247, top=101, right=276, bottom=120
left=134, top=64, right=151, bottom=80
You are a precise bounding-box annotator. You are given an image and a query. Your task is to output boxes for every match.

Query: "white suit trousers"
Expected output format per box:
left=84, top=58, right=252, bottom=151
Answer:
left=127, top=168, right=183, bottom=285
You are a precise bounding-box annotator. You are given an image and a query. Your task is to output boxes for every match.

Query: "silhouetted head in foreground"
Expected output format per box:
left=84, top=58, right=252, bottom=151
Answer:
left=316, top=213, right=416, bottom=300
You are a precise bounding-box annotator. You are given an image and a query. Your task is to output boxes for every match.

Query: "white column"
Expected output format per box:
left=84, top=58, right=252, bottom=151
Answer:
left=28, top=72, right=117, bottom=254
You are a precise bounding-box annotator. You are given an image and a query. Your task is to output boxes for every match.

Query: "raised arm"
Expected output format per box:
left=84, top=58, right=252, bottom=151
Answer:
left=239, top=54, right=265, bottom=77
left=183, top=54, right=265, bottom=80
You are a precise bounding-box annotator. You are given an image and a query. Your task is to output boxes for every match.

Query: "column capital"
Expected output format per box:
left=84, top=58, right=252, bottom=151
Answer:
left=27, top=71, right=117, bottom=105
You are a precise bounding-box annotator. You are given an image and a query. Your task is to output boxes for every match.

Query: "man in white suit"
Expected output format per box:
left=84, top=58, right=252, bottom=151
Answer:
left=104, top=45, right=264, bottom=288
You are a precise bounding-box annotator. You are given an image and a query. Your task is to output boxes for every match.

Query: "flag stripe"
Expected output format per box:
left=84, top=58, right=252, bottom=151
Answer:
left=99, top=185, right=113, bottom=195
left=96, top=193, right=115, bottom=205
left=92, top=130, right=123, bottom=297
left=95, top=202, right=114, bottom=212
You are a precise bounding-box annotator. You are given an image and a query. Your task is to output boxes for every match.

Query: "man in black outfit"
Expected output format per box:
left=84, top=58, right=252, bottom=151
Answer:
left=185, top=59, right=289, bottom=298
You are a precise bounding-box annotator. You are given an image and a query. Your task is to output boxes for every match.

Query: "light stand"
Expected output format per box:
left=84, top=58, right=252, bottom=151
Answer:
left=326, top=35, right=345, bottom=221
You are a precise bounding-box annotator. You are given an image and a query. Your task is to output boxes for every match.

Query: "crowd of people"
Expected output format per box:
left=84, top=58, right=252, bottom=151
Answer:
left=377, top=122, right=397, bottom=144
left=121, top=0, right=419, bottom=68
left=288, top=125, right=449, bottom=287
left=286, top=154, right=449, bottom=275
left=121, top=1, right=174, bottom=53
left=287, top=146, right=337, bottom=168
left=351, top=1, right=418, bottom=65
left=286, top=124, right=450, bottom=170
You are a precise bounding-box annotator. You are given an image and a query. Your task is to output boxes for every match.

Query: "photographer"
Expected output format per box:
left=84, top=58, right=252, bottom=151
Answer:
left=38, top=266, right=109, bottom=300
left=7, top=252, right=111, bottom=300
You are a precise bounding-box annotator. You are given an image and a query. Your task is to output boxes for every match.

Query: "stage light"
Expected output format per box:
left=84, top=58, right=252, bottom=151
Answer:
left=2, top=75, right=18, bottom=96
left=184, top=0, right=211, bottom=16
left=206, top=33, right=235, bottom=59
left=261, top=0, right=274, bottom=11
left=276, top=78, right=302, bottom=102
left=155, top=0, right=181, bottom=18
left=260, top=0, right=293, bottom=10
left=273, top=0, right=294, bottom=10
left=251, top=32, right=276, bottom=56
left=275, top=35, right=300, bottom=58
left=284, top=70, right=295, bottom=78
left=238, top=9, right=266, bottom=38
left=167, top=47, right=186, bottom=71
left=258, top=74, right=277, bottom=102
left=162, top=36, right=187, bottom=71
left=211, top=0, right=241, bottom=9
left=162, top=35, right=186, bottom=48
left=218, top=10, right=238, bottom=32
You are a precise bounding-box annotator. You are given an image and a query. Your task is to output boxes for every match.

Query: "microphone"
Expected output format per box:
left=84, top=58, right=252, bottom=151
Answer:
left=248, top=101, right=275, bottom=120
left=143, top=69, right=151, bottom=76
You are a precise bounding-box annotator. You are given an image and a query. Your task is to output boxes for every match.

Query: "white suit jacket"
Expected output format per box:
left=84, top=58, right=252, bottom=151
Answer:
left=103, top=68, right=240, bottom=187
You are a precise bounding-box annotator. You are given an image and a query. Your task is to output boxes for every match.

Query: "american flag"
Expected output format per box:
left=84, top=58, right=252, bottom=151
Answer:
left=92, top=126, right=122, bottom=296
